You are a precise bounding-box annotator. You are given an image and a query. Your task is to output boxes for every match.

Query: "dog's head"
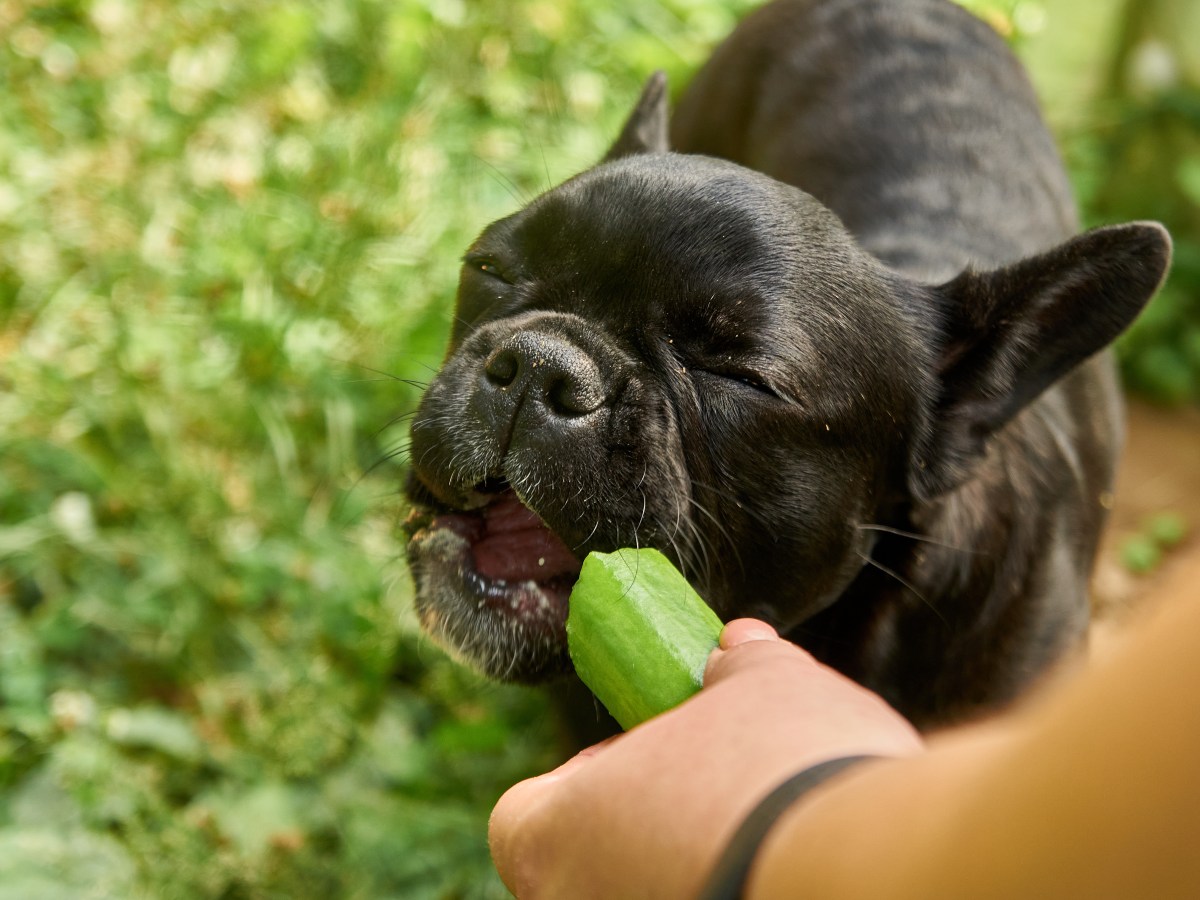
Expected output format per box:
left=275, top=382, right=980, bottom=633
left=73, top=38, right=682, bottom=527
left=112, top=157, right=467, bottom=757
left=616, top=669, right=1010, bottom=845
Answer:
left=403, top=75, right=1170, bottom=682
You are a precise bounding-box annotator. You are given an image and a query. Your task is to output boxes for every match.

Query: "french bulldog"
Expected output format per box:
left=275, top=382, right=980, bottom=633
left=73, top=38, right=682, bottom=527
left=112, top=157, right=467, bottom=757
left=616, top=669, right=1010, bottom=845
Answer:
left=403, top=0, right=1170, bottom=729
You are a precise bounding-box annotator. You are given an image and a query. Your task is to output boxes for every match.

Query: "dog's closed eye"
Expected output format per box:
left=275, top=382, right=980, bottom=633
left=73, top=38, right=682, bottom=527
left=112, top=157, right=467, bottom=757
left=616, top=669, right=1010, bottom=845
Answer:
left=696, top=366, right=782, bottom=400
left=464, top=255, right=513, bottom=285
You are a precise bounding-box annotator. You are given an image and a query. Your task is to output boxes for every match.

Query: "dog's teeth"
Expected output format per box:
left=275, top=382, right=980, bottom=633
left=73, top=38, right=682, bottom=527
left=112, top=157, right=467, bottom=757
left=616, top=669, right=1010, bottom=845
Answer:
left=538, top=557, right=545, bottom=567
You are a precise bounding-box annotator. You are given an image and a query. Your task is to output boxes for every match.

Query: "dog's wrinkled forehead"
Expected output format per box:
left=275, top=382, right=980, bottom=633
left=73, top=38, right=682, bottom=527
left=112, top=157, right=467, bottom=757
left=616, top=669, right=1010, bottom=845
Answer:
left=555, top=156, right=842, bottom=257
left=478, top=155, right=869, bottom=321
left=532, top=156, right=795, bottom=270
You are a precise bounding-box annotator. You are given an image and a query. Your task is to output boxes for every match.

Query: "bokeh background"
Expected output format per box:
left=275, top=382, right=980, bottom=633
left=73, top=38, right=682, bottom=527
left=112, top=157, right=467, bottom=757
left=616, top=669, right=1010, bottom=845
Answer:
left=1, top=0, right=1197, bottom=896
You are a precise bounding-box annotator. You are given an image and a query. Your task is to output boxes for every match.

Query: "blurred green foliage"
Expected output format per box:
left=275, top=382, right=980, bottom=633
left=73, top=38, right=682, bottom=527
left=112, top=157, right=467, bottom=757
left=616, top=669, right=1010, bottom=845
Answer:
left=0, top=0, right=1196, bottom=896
left=1080, top=0, right=1200, bottom=404
left=959, top=0, right=1200, bottom=404
left=0, top=0, right=760, bottom=896
left=1121, top=510, right=1188, bottom=574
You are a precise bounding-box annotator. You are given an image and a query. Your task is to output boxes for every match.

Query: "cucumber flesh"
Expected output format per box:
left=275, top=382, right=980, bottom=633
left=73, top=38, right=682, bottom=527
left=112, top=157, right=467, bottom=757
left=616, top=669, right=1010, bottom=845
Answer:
left=566, top=548, right=724, bottom=730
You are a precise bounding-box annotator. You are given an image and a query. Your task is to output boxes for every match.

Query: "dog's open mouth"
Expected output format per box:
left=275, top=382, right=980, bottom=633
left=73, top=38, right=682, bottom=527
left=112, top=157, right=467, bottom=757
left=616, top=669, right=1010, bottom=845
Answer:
left=403, top=478, right=582, bottom=681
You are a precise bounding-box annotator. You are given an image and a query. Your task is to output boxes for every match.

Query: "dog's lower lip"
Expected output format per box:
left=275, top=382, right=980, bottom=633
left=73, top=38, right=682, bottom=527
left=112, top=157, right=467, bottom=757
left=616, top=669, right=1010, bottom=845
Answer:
left=462, top=569, right=576, bottom=622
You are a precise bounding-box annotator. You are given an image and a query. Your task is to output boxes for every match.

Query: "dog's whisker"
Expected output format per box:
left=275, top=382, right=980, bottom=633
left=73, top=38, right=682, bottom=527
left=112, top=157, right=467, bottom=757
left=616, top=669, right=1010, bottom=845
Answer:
left=687, top=477, right=741, bottom=505
left=375, top=443, right=413, bottom=466
left=351, top=449, right=413, bottom=499
left=670, top=493, right=684, bottom=548
left=574, top=515, right=604, bottom=554
left=856, top=523, right=984, bottom=555
left=677, top=501, right=721, bottom=591
left=633, top=464, right=650, bottom=550
left=539, top=142, right=553, bottom=194
left=854, top=550, right=948, bottom=627
left=373, top=409, right=420, bottom=440
left=662, top=500, right=692, bottom=575
left=449, top=311, right=478, bottom=333
left=690, top=477, right=776, bottom=532
left=330, top=357, right=431, bottom=389
left=476, top=155, right=534, bottom=208
left=685, top=493, right=743, bottom=576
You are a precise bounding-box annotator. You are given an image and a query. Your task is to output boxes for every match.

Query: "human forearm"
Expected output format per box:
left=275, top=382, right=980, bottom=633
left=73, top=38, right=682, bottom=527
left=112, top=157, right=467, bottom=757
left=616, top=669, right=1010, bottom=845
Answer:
left=748, top=593, right=1200, bottom=899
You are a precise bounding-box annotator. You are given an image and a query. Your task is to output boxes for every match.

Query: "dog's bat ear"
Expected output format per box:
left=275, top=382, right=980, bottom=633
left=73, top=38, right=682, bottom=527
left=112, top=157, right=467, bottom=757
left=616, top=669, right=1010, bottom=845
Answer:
left=603, top=71, right=670, bottom=161
left=911, top=221, right=1172, bottom=500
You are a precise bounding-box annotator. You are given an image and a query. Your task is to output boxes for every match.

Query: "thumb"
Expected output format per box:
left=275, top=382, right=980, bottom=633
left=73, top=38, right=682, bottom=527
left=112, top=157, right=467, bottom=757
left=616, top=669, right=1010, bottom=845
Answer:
left=720, top=617, right=782, bottom=648
left=704, top=618, right=819, bottom=686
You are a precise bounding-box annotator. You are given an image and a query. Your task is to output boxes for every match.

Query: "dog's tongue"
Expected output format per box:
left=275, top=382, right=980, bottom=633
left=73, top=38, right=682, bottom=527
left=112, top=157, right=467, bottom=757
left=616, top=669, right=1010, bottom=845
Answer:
left=472, top=492, right=580, bottom=582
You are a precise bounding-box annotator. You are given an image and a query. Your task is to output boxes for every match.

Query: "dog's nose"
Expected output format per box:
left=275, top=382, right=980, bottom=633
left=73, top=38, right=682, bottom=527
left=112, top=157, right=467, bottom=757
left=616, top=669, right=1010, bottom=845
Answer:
left=483, top=331, right=605, bottom=416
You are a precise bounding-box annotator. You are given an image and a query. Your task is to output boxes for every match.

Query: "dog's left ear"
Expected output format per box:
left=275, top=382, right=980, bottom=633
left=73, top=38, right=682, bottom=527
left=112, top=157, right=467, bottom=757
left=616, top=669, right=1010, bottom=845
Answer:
left=603, top=71, right=670, bottom=161
left=911, top=221, right=1172, bottom=500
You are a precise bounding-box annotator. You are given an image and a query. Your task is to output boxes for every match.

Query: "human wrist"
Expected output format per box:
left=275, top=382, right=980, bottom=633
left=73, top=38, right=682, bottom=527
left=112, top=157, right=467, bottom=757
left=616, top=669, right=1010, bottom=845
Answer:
left=699, top=755, right=882, bottom=900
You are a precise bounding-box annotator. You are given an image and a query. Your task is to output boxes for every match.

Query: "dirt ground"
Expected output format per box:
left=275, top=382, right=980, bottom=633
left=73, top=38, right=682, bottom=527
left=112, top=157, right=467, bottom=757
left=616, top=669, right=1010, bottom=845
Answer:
left=1093, top=399, right=1200, bottom=651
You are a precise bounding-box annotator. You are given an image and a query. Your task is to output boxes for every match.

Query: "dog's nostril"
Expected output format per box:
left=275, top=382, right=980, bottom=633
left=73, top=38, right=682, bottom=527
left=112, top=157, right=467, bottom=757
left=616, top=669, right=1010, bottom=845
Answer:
left=547, top=373, right=602, bottom=416
left=485, top=348, right=520, bottom=388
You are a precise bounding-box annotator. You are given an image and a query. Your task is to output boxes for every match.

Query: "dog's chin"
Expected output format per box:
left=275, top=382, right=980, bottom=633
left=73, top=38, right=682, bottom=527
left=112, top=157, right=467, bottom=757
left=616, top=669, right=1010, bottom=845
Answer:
left=404, top=488, right=580, bottom=683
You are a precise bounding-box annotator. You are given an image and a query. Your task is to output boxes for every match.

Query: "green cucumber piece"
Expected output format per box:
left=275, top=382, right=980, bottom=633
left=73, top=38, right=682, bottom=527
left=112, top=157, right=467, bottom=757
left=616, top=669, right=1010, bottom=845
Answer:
left=566, top=548, right=724, bottom=730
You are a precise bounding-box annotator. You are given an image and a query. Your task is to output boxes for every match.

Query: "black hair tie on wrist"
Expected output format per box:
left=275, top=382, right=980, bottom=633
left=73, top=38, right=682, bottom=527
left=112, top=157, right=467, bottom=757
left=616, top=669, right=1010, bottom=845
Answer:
left=698, top=755, right=879, bottom=900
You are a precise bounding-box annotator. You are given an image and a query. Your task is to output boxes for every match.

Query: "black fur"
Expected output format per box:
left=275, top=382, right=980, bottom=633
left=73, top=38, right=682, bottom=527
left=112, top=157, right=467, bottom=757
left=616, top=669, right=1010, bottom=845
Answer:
left=404, top=0, right=1170, bottom=728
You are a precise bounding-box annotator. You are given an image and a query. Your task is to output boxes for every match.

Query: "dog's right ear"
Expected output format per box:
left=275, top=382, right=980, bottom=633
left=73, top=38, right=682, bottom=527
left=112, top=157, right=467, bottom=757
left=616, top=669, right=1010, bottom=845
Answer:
left=603, top=71, right=670, bottom=161
left=910, top=221, right=1172, bottom=501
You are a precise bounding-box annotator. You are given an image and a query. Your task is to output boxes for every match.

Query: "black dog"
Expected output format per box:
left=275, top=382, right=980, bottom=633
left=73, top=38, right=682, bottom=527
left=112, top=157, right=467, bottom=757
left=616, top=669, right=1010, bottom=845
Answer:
left=404, top=0, right=1170, bottom=729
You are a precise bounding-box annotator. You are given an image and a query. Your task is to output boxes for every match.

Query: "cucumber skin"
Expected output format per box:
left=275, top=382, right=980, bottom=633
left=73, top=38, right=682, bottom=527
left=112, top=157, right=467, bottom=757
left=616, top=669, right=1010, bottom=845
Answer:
left=566, top=548, right=724, bottom=730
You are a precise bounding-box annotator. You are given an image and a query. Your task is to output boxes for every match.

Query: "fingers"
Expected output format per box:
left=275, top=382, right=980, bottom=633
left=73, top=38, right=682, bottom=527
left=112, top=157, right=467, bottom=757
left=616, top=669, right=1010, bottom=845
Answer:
left=489, top=775, right=542, bottom=896
left=490, top=738, right=612, bottom=836
left=489, top=739, right=615, bottom=896
left=491, top=771, right=571, bottom=896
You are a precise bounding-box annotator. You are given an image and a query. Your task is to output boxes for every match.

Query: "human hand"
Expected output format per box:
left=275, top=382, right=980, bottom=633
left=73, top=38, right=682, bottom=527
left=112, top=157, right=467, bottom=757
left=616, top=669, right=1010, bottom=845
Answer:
left=489, top=619, right=924, bottom=899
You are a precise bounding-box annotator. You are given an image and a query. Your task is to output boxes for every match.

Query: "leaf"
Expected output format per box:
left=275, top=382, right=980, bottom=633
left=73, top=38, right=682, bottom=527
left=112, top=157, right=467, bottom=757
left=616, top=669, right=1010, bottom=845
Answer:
left=1122, top=535, right=1162, bottom=574
left=200, top=781, right=312, bottom=860
left=104, top=707, right=204, bottom=763
left=1148, top=511, right=1188, bottom=548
